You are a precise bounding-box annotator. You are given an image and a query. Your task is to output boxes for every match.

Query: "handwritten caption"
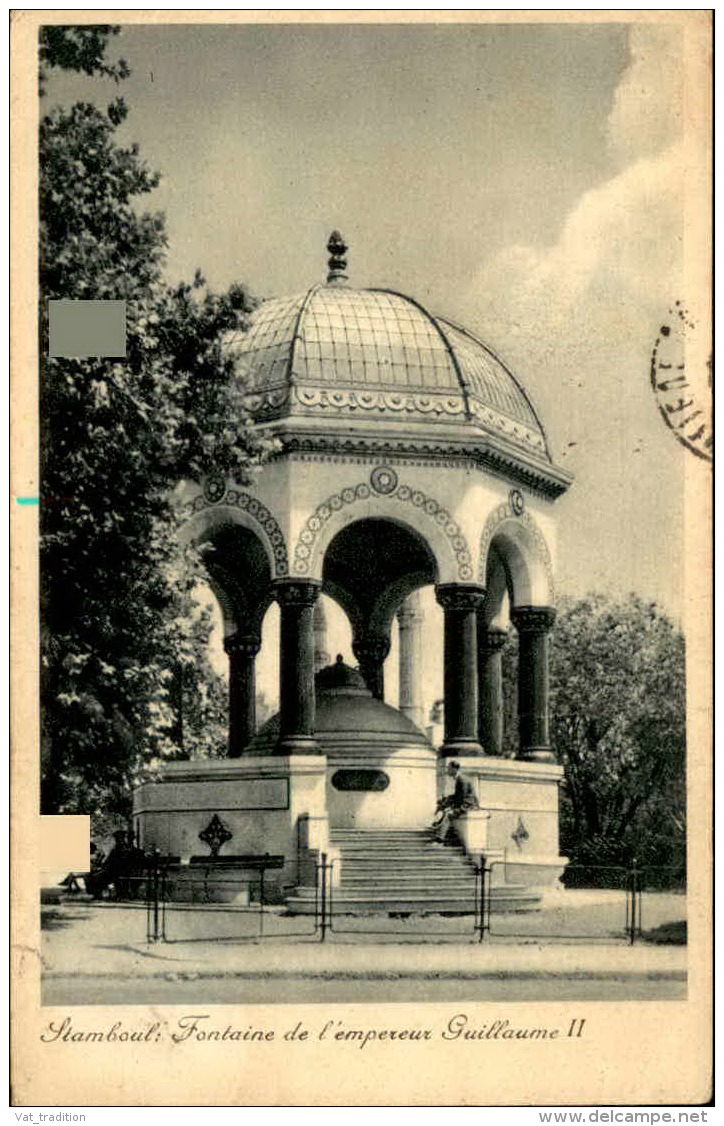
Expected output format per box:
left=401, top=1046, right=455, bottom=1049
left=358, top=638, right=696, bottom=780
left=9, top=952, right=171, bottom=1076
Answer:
left=41, top=1013, right=586, bottom=1048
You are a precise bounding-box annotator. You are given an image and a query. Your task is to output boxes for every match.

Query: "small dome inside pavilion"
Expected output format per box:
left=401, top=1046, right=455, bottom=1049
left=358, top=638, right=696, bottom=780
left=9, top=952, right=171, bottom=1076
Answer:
left=247, top=656, right=432, bottom=755
left=225, top=232, right=551, bottom=463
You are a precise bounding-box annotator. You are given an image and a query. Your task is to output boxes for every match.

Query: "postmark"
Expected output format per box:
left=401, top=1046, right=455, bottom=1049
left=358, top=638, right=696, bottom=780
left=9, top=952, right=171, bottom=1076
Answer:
left=650, top=301, right=712, bottom=461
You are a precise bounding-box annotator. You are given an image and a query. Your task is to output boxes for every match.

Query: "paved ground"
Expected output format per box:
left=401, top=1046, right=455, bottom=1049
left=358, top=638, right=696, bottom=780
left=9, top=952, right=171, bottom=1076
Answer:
left=40, top=891, right=686, bottom=1006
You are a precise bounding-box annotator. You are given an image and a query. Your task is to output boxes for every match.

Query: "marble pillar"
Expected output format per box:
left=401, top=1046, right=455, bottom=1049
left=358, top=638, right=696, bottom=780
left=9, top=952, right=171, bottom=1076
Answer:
left=224, top=632, right=262, bottom=757
left=397, top=591, right=426, bottom=731
left=477, top=622, right=507, bottom=756
left=511, top=605, right=556, bottom=762
left=435, top=584, right=485, bottom=757
left=274, top=579, right=321, bottom=754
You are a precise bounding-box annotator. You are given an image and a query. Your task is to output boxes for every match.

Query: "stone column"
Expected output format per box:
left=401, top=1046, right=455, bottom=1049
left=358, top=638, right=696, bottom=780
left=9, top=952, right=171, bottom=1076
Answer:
left=511, top=605, right=556, bottom=762
left=224, top=632, right=262, bottom=757
left=435, top=584, right=485, bottom=757
left=313, top=599, right=330, bottom=673
left=397, top=591, right=425, bottom=731
left=352, top=632, right=390, bottom=701
left=274, top=579, right=321, bottom=754
left=477, top=622, right=507, bottom=756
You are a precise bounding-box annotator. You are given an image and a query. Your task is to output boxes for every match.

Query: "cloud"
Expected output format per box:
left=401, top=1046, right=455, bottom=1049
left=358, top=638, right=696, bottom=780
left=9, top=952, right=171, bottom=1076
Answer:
left=458, top=25, right=689, bottom=616
left=463, top=25, right=685, bottom=386
left=606, top=24, right=683, bottom=165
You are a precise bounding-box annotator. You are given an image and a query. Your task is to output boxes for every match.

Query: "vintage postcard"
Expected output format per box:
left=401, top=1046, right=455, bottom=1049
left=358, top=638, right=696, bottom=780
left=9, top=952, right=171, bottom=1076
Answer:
left=11, top=9, right=712, bottom=1107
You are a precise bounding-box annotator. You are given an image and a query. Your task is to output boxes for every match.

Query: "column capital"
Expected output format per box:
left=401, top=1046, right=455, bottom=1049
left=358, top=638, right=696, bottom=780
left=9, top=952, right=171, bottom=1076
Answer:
left=224, top=632, right=261, bottom=660
left=397, top=601, right=424, bottom=628
left=478, top=626, right=508, bottom=654
left=273, top=578, right=321, bottom=608
left=435, top=583, right=486, bottom=612
left=352, top=633, right=391, bottom=664
left=511, top=605, right=556, bottom=635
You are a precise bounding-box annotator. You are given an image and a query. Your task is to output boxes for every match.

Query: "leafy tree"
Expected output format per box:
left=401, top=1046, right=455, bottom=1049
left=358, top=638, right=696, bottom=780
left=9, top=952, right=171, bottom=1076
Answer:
left=39, top=27, right=267, bottom=822
left=501, top=594, right=686, bottom=873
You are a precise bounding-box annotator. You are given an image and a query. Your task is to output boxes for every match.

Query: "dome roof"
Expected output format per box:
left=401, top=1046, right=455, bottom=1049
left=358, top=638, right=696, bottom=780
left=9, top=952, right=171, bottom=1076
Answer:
left=246, top=658, right=431, bottom=755
left=225, top=281, right=550, bottom=461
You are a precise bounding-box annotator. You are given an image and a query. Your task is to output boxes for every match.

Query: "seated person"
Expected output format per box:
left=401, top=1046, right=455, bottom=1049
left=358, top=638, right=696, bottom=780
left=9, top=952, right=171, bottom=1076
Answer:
left=432, top=760, right=479, bottom=843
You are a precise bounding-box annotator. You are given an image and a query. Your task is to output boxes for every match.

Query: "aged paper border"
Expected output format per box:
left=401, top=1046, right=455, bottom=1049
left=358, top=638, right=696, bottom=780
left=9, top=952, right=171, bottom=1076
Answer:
left=10, top=8, right=712, bottom=1107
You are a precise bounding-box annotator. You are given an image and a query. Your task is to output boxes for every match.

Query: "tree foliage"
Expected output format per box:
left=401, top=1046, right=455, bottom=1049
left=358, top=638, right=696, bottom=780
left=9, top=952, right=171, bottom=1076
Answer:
left=502, top=594, right=686, bottom=872
left=39, top=27, right=267, bottom=820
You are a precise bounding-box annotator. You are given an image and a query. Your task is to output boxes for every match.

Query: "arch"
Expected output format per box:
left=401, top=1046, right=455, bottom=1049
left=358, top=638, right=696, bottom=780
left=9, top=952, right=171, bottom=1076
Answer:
left=292, top=474, right=473, bottom=583
left=178, top=490, right=289, bottom=579
left=478, top=500, right=554, bottom=609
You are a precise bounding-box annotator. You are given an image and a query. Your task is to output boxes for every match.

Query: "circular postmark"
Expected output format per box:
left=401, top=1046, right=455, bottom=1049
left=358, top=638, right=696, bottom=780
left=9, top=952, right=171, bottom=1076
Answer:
left=651, top=302, right=712, bottom=462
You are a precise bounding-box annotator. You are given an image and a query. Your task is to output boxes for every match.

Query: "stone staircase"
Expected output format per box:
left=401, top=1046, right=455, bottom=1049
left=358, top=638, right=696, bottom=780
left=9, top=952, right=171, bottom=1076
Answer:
left=285, top=828, right=540, bottom=916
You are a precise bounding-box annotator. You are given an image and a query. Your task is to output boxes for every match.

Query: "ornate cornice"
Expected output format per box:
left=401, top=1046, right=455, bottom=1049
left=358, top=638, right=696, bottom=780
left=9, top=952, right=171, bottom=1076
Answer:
left=277, top=432, right=571, bottom=499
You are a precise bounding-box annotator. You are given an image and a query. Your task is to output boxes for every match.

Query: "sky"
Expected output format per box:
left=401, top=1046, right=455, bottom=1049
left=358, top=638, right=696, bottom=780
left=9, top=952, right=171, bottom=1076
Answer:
left=45, top=18, right=700, bottom=715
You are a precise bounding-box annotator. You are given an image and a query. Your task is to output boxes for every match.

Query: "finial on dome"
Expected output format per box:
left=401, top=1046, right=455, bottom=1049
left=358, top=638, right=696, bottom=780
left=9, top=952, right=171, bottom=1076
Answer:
left=326, top=231, right=348, bottom=285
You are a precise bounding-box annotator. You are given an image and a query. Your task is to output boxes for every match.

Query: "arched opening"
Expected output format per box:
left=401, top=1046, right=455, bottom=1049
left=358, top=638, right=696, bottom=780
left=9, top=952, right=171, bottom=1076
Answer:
left=321, top=517, right=438, bottom=702
left=479, top=528, right=555, bottom=761
left=189, top=521, right=274, bottom=757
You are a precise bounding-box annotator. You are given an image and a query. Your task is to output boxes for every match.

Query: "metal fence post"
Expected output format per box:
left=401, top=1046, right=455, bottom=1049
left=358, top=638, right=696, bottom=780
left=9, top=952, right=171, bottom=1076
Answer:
left=628, top=859, right=640, bottom=945
left=319, top=852, right=328, bottom=942
left=477, top=860, right=490, bottom=942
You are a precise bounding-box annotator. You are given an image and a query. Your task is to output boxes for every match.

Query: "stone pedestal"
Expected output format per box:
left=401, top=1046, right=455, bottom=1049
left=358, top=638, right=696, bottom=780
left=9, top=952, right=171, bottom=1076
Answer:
left=443, top=756, right=567, bottom=888
left=133, top=756, right=331, bottom=900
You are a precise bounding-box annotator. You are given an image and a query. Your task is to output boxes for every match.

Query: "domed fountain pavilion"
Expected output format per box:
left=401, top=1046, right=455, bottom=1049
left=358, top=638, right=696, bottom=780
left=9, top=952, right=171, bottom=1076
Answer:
left=133, top=233, right=573, bottom=911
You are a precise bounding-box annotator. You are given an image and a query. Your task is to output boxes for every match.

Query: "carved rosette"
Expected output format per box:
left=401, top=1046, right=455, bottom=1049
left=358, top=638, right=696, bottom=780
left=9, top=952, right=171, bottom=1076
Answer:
left=510, top=605, right=556, bottom=635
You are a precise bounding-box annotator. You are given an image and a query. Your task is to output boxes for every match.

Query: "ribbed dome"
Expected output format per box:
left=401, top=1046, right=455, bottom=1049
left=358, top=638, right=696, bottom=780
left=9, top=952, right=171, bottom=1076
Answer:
left=246, top=658, right=431, bottom=755
left=225, top=282, right=550, bottom=460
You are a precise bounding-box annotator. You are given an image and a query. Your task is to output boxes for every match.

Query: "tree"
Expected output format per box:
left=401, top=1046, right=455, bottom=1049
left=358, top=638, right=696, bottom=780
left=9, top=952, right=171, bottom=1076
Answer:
left=551, top=595, right=685, bottom=872
left=39, top=27, right=269, bottom=821
left=500, top=594, right=686, bottom=873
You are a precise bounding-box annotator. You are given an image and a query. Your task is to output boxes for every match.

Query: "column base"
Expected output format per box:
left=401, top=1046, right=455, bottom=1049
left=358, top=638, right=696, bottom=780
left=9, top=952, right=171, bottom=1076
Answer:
left=275, top=735, right=320, bottom=755
left=441, top=739, right=484, bottom=758
left=517, top=747, right=556, bottom=763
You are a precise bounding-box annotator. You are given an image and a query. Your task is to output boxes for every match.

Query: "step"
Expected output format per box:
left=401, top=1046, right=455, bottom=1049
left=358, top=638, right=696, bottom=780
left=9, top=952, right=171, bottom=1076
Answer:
left=286, top=890, right=541, bottom=916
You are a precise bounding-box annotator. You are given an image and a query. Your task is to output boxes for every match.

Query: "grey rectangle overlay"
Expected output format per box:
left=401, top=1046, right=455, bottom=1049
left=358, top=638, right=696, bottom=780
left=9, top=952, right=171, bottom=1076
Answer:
left=48, top=299, right=127, bottom=358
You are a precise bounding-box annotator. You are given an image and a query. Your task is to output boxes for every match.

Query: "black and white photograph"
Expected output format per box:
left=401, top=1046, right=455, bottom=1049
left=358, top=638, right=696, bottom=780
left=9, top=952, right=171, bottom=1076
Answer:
left=12, top=10, right=711, bottom=1107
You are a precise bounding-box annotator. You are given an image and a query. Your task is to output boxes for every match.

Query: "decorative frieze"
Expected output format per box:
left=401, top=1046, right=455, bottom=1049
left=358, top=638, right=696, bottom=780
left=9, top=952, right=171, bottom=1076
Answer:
left=182, top=488, right=289, bottom=577
left=478, top=499, right=554, bottom=598
left=293, top=473, right=474, bottom=581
